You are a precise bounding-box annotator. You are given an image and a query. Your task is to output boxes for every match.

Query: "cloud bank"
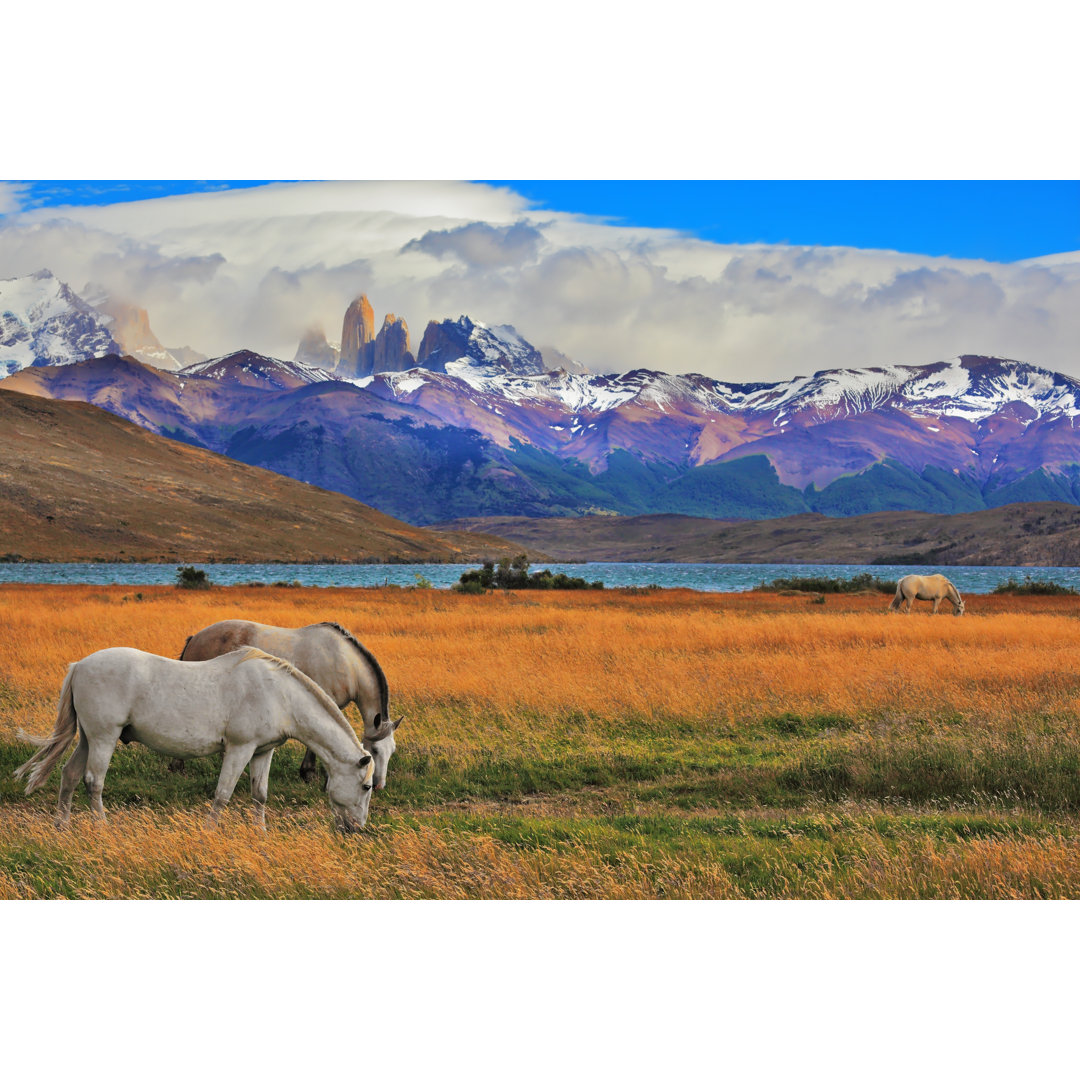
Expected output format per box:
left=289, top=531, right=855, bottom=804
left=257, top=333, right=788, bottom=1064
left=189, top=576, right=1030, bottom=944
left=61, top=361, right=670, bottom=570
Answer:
left=1, top=180, right=1077, bottom=381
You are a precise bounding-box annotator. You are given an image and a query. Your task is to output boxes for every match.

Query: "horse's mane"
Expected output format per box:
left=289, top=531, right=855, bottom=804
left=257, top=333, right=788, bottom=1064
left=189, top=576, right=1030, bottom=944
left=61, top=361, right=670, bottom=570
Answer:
left=318, top=622, right=389, bottom=722
left=236, top=647, right=361, bottom=749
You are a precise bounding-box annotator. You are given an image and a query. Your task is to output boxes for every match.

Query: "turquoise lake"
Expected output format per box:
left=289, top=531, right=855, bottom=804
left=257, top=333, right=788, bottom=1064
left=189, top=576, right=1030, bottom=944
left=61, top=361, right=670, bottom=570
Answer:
left=0, top=562, right=1077, bottom=593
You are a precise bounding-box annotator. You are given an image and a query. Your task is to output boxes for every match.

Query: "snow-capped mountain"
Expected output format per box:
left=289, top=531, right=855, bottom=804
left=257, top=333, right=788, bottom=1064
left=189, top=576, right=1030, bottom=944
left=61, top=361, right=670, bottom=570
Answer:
left=4, top=293, right=1079, bottom=523
left=415, top=315, right=546, bottom=377
left=0, top=270, right=207, bottom=375
left=364, top=353, right=1080, bottom=428
left=179, top=350, right=338, bottom=391
left=719, top=355, right=1080, bottom=423
left=0, top=270, right=119, bottom=375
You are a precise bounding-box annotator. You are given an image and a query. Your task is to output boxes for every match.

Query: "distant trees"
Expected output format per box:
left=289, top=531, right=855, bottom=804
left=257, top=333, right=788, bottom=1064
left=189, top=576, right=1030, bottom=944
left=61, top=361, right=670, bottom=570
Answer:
left=455, top=555, right=603, bottom=593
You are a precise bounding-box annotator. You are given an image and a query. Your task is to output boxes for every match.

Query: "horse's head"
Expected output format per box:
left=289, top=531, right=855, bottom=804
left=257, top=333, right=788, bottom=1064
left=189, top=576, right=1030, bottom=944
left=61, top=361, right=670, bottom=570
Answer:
left=954, top=597, right=966, bottom=617
left=326, top=753, right=374, bottom=833
left=363, top=714, right=404, bottom=791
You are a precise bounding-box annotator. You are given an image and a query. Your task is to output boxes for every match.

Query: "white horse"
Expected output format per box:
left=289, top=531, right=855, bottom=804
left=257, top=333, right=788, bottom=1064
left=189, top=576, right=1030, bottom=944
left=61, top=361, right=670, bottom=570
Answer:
left=888, top=573, right=966, bottom=616
left=15, top=646, right=375, bottom=832
left=180, top=620, right=401, bottom=788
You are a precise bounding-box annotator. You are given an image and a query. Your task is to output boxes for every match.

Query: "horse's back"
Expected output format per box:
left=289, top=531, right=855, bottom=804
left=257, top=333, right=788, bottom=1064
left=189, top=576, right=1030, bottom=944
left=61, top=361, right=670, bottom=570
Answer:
left=76, top=647, right=246, bottom=701
left=183, top=619, right=320, bottom=663
left=73, top=646, right=165, bottom=691
left=182, top=620, right=362, bottom=714
left=899, top=573, right=946, bottom=593
left=182, top=619, right=263, bottom=661
left=74, top=647, right=288, bottom=756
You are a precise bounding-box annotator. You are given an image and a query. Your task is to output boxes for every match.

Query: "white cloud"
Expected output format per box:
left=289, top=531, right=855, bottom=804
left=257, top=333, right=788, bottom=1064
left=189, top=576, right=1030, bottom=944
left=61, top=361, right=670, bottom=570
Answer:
left=0, top=182, right=29, bottom=215
left=1, top=180, right=1078, bottom=380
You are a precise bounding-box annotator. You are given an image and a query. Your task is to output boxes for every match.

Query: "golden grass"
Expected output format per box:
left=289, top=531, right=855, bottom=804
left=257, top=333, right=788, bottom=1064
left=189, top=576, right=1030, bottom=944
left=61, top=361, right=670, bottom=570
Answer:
left=3, top=585, right=1080, bottom=899
left=2, top=804, right=1078, bottom=899
left=0, top=807, right=733, bottom=900
left=3, top=585, right=1080, bottom=742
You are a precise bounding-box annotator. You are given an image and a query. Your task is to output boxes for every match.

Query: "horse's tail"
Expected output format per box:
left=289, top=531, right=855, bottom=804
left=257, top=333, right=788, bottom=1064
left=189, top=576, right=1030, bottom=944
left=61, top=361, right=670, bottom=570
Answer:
left=178, top=635, right=193, bottom=661
left=14, top=664, right=79, bottom=794
left=888, top=581, right=903, bottom=611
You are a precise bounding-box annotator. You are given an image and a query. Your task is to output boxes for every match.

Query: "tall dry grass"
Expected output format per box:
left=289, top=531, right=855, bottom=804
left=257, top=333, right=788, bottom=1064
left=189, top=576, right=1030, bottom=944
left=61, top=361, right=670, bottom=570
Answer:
left=3, top=585, right=1080, bottom=898
left=2, top=585, right=1079, bottom=743
left=2, top=804, right=1078, bottom=899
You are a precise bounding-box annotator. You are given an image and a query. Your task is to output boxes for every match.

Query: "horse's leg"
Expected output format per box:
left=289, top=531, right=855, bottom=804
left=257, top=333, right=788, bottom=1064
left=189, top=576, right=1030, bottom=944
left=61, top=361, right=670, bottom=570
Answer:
left=299, top=748, right=319, bottom=783
left=932, top=598, right=941, bottom=614
left=83, top=736, right=118, bottom=820
left=207, top=743, right=255, bottom=826
left=249, top=748, right=275, bottom=831
left=57, top=732, right=89, bottom=826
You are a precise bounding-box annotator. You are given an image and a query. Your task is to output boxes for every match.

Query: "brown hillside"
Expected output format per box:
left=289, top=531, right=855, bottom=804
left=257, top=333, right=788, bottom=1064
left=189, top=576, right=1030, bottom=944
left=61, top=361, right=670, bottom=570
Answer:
left=0, top=389, right=533, bottom=563
left=436, top=504, right=1080, bottom=566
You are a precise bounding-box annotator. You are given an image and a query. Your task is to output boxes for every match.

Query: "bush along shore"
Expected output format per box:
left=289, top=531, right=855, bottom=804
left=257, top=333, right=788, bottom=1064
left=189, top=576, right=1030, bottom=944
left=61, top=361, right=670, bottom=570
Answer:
left=755, top=572, right=896, bottom=594
left=992, top=575, right=1079, bottom=596
left=455, top=555, right=604, bottom=593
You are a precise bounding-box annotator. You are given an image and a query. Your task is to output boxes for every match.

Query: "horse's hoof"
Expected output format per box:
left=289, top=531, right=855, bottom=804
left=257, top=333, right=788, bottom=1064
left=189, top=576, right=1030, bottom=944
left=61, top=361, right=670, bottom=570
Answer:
left=299, top=769, right=317, bottom=784
left=168, top=759, right=186, bottom=774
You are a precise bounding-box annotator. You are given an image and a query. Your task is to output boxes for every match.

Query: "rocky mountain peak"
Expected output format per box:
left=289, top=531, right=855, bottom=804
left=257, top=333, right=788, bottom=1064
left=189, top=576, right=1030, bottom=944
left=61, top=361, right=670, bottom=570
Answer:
left=293, top=325, right=340, bottom=371
left=95, top=297, right=183, bottom=371
left=416, top=315, right=545, bottom=376
left=338, top=294, right=376, bottom=378
left=180, top=350, right=336, bottom=391
left=372, top=314, right=415, bottom=374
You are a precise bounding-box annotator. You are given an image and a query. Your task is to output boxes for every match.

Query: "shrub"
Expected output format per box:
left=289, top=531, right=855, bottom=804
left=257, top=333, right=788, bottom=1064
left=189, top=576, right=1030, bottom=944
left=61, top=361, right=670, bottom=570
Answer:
left=756, top=572, right=894, bottom=594
left=453, top=578, right=486, bottom=595
left=992, top=576, right=1078, bottom=597
left=176, top=566, right=211, bottom=590
left=455, top=556, right=603, bottom=592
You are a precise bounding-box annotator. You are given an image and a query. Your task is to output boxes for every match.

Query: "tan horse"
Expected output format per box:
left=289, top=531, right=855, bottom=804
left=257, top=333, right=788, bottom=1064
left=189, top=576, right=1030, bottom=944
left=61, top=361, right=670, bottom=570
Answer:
left=888, top=573, right=965, bottom=616
left=180, top=620, right=400, bottom=786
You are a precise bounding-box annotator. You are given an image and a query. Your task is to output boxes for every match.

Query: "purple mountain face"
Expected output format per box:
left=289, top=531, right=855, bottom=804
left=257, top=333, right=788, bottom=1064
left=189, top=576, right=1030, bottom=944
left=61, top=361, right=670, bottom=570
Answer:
left=3, top=272, right=1079, bottom=523
left=179, top=350, right=338, bottom=391
left=356, top=353, right=1080, bottom=491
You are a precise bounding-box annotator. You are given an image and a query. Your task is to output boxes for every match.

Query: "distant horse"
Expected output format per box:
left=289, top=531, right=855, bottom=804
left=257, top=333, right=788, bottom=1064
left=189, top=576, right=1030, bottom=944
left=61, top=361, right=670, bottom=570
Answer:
left=888, top=574, right=965, bottom=616
left=180, top=620, right=401, bottom=788
left=15, top=647, right=374, bottom=832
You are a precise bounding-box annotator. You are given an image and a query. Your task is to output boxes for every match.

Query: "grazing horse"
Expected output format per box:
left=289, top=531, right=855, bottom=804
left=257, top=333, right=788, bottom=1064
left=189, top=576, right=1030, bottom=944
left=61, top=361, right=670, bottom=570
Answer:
left=888, top=573, right=965, bottom=616
left=14, top=647, right=375, bottom=832
left=180, top=620, right=400, bottom=787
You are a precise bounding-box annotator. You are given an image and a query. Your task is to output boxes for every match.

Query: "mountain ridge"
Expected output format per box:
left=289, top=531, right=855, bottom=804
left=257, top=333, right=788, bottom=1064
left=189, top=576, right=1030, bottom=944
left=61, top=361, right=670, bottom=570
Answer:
left=435, top=503, right=1080, bottom=566
left=2, top=270, right=1078, bottom=524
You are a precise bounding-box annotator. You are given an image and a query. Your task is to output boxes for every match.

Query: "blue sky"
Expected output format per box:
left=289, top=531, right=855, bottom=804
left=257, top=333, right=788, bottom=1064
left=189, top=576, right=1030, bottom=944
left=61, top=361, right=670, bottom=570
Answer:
left=500, top=181, right=1080, bottom=263
left=8, top=180, right=1079, bottom=263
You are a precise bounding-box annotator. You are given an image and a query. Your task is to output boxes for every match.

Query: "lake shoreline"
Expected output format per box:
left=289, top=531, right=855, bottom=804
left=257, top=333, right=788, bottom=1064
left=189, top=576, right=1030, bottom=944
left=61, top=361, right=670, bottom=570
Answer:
left=1, top=562, right=1079, bottom=594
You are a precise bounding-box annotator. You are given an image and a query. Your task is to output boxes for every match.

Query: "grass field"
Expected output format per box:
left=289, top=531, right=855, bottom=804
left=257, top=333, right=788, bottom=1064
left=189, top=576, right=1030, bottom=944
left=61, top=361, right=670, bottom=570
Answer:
left=2, top=584, right=1080, bottom=898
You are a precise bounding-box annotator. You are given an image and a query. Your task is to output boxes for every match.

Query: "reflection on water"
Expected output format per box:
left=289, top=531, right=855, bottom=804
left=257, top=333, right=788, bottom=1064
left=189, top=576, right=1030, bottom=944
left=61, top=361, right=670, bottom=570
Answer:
left=0, top=562, right=1077, bottom=594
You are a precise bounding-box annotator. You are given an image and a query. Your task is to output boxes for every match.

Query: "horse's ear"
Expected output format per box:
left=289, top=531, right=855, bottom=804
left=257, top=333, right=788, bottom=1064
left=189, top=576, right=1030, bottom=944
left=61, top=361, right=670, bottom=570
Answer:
left=358, top=754, right=372, bottom=769
left=372, top=713, right=382, bottom=729
left=393, top=716, right=405, bottom=730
